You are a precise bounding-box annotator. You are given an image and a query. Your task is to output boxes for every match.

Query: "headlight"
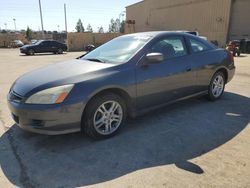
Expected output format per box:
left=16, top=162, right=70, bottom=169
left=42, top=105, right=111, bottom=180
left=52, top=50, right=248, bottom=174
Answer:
left=25, top=84, right=74, bottom=104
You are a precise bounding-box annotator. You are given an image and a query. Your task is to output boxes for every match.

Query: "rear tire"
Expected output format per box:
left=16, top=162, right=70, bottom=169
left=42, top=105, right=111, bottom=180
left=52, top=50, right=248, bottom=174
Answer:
left=82, top=93, right=127, bottom=139
left=207, top=72, right=226, bottom=101
left=57, top=48, right=63, bottom=54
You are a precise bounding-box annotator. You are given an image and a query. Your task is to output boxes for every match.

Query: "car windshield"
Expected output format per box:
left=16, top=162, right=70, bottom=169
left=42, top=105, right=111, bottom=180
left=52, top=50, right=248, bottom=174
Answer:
left=36, top=40, right=44, bottom=45
left=81, top=35, right=152, bottom=64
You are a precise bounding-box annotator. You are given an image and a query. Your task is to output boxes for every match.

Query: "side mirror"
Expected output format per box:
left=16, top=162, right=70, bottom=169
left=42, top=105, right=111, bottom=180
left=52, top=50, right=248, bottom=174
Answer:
left=145, top=52, right=164, bottom=64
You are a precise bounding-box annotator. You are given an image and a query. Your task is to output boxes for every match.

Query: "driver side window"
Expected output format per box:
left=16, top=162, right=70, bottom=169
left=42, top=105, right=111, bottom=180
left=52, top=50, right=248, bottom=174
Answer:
left=151, top=36, right=187, bottom=59
left=41, top=41, right=50, bottom=46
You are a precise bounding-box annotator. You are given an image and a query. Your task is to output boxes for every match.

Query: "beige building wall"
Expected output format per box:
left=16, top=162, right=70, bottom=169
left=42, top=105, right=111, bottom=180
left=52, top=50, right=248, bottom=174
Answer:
left=126, top=1, right=147, bottom=34
left=0, top=32, right=121, bottom=51
left=67, top=33, right=121, bottom=51
left=126, top=0, right=240, bottom=46
left=0, top=33, right=53, bottom=47
left=0, top=33, right=28, bottom=47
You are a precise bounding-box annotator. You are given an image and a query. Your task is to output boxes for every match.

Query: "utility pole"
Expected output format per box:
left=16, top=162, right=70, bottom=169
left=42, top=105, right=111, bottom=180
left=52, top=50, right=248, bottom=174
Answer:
left=13, top=18, right=16, bottom=31
left=38, top=0, right=45, bottom=37
left=4, top=23, right=7, bottom=30
left=119, top=11, right=125, bottom=32
left=64, top=3, right=68, bottom=33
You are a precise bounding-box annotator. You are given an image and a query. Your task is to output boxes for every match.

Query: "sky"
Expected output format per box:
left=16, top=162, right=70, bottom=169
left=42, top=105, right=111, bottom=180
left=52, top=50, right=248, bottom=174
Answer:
left=0, top=0, right=142, bottom=32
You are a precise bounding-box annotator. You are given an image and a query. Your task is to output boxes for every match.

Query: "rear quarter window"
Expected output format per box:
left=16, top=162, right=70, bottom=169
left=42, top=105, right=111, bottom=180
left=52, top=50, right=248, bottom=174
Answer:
left=189, top=38, right=211, bottom=53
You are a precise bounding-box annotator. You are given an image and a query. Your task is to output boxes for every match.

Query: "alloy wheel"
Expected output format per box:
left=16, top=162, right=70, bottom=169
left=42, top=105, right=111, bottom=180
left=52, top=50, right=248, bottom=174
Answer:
left=212, top=75, right=224, bottom=98
left=93, top=100, right=123, bottom=135
left=29, top=49, right=34, bottom=55
left=57, top=48, right=63, bottom=54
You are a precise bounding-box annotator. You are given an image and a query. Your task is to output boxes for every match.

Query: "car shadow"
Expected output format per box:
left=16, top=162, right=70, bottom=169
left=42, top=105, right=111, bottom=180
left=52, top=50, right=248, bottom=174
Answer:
left=0, top=92, right=249, bottom=187
left=19, top=53, right=66, bottom=57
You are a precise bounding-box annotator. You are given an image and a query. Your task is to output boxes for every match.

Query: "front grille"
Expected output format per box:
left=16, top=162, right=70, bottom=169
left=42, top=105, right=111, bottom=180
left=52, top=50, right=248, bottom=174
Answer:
left=9, top=91, right=23, bottom=103
left=31, top=119, right=44, bottom=128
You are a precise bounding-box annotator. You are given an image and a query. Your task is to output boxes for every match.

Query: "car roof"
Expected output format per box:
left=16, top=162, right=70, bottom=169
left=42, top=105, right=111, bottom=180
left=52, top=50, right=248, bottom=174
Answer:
left=38, top=40, right=58, bottom=42
left=122, top=31, right=216, bottom=49
left=124, top=31, right=198, bottom=38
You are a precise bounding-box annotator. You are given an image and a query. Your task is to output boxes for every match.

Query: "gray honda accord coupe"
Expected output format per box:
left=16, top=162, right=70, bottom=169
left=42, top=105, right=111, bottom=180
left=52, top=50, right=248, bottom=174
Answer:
left=7, top=32, right=235, bottom=139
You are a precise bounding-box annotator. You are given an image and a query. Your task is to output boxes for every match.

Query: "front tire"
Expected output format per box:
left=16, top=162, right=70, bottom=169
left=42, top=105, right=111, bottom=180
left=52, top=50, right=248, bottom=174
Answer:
left=28, top=49, right=35, bottom=55
left=207, top=72, right=226, bottom=101
left=82, top=93, right=127, bottom=139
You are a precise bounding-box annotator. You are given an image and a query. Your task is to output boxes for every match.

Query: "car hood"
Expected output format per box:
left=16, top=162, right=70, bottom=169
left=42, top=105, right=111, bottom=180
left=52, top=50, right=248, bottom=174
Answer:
left=12, top=59, right=116, bottom=96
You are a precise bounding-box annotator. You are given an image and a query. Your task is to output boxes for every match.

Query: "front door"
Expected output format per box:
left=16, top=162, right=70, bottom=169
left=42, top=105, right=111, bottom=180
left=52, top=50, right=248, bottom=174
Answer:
left=136, top=36, right=196, bottom=110
left=39, top=41, right=51, bottom=53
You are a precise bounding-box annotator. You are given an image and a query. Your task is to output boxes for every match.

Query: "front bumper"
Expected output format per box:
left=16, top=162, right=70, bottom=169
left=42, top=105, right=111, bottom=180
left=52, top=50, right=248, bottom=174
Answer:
left=20, top=48, right=28, bottom=54
left=7, top=96, right=84, bottom=135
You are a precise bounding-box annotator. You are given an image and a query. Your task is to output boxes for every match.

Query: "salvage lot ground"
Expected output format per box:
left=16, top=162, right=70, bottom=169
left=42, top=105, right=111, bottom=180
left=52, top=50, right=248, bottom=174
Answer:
left=0, top=49, right=250, bottom=188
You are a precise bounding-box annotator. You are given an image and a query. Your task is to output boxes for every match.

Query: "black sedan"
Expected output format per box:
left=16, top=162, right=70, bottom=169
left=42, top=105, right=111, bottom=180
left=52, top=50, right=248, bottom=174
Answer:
left=8, top=32, right=235, bottom=139
left=20, top=40, right=67, bottom=55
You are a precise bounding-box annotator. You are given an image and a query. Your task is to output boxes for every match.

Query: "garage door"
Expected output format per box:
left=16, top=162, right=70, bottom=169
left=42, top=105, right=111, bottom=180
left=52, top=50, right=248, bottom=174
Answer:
left=229, top=0, right=250, bottom=40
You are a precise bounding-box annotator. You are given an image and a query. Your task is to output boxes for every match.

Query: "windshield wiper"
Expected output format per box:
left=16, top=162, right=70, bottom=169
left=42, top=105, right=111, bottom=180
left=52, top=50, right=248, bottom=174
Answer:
left=86, top=58, right=106, bottom=63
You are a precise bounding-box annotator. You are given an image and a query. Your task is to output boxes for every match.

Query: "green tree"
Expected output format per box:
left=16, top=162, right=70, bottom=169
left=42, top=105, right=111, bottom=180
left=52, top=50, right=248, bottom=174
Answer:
left=109, top=18, right=122, bottom=33
left=75, top=19, right=85, bottom=32
left=1, top=29, right=7, bottom=34
left=98, top=26, right=104, bottom=33
left=86, top=24, right=93, bottom=32
left=25, top=26, right=33, bottom=40
left=108, top=19, right=116, bottom=33
left=120, top=20, right=125, bottom=33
